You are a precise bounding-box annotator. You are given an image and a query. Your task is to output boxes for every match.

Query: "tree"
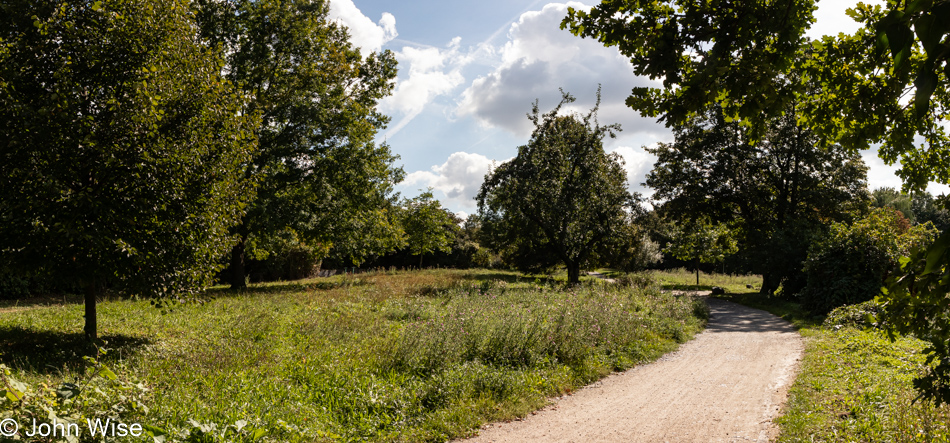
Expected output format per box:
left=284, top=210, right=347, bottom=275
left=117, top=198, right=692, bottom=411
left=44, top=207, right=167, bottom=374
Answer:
left=872, top=187, right=916, bottom=223
left=801, top=208, right=935, bottom=314
left=561, top=0, right=950, bottom=188
left=0, top=0, right=257, bottom=338
left=664, top=219, right=738, bottom=287
left=646, top=106, right=869, bottom=294
left=192, top=0, right=404, bottom=288
left=477, top=91, right=633, bottom=284
left=400, top=191, right=458, bottom=268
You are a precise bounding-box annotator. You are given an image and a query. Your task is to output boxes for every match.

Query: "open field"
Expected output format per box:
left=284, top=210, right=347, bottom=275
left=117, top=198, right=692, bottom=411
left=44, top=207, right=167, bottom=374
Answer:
left=718, top=292, right=950, bottom=442
left=0, top=269, right=706, bottom=442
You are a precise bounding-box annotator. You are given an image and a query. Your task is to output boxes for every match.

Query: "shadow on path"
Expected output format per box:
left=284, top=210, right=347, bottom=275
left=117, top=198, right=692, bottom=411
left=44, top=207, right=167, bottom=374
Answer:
left=703, top=298, right=798, bottom=334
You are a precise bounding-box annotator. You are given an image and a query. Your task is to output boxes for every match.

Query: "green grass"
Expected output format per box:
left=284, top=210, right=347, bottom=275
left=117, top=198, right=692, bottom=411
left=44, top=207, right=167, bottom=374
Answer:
left=626, top=268, right=763, bottom=294
left=714, top=291, right=950, bottom=442
left=0, top=269, right=707, bottom=442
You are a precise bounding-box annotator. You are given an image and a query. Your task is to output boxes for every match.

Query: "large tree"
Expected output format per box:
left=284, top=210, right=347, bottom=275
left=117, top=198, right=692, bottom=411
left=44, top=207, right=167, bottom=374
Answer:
left=0, top=0, right=257, bottom=338
left=477, top=92, right=633, bottom=284
left=646, top=106, right=869, bottom=294
left=561, top=0, right=949, bottom=187
left=192, top=0, right=404, bottom=288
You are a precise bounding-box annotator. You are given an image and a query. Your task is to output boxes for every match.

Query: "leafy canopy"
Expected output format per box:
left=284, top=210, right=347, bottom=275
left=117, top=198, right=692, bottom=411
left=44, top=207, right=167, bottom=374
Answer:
left=192, top=0, right=404, bottom=284
left=646, top=105, right=868, bottom=293
left=0, top=0, right=257, bottom=336
left=563, top=0, right=950, bottom=190
left=477, top=90, right=634, bottom=283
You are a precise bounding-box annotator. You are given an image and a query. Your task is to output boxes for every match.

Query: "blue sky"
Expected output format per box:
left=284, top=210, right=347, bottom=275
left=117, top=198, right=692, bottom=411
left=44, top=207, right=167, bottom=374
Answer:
left=328, top=0, right=946, bottom=216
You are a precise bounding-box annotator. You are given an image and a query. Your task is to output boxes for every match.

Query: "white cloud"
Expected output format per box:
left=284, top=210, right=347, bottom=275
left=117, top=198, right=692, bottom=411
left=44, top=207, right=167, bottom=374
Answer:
left=610, top=145, right=657, bottom=193
left=806, top=0, right=885, bottom=40
left=456, top=2, right=665, bottom=139
left=862, top=149, right=950, bottom=195
left=403, top=152, right=498, bottom=209
left=381, top=38, right=469, bottom=137
left=328, top=0, right=397, bottom=54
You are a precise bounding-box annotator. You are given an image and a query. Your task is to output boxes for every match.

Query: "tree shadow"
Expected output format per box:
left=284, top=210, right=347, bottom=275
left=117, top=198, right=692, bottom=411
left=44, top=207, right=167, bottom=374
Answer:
left=202, top=278, right=368, bottom=299
left=703, top=298, right=800, bottom=334
left=0, top=326, right=151, bottom=374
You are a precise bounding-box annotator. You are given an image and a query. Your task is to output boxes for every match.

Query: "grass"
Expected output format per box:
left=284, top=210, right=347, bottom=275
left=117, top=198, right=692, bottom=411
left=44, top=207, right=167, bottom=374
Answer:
left=714, top=290, right=950, bottom=442
left=0, top=268, right=707, bottom=442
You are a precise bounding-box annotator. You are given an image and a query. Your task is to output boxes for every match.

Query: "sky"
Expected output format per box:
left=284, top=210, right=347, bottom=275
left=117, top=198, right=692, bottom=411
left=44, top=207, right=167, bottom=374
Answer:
left=327, top=0, right=948, bottom=216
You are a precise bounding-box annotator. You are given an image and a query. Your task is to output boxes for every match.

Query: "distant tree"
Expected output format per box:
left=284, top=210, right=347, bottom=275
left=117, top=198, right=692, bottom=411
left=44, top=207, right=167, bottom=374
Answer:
left=401, top=191, right=458, bottom=268
left=646, top=105, right=869, bottom=294
left=477, top=91, right=633, bottom=284
left=912, top=192, right=950, bottom=232
left=192, top=0, right=404, bottom=288
left=664, top=219, right=738, bottom=286
left=0, top=0, right=257, bottom=338
left=872, top=187, right=915, bottom=223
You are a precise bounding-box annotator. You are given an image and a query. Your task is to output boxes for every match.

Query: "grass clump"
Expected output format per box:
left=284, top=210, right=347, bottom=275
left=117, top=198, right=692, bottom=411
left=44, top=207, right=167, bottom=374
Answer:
left=0, top=268, right=706, bottom=442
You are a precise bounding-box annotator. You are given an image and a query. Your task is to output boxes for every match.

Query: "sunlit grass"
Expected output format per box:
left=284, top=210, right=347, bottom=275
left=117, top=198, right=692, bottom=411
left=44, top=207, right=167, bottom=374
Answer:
left=0, top=268, right=707, bottom=442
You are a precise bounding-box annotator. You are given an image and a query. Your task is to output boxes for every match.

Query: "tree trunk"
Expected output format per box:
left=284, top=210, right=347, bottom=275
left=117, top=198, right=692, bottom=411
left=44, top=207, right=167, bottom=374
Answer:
left=229, top=238, right=247, bottom=289
left=695, top=258, right=700, bottom=287
left=760, top=273, right=777, bottom=296
left=567, top=262, right=581, bottom=284
left=419, top=253, right=423, bottom=269
left=84, top=282, right=97, bottom=340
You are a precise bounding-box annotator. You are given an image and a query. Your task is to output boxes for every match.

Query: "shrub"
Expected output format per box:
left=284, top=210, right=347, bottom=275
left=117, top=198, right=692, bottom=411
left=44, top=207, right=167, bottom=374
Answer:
left=823, top=300, right=885, bottom=329
left=799, top=208, right=936, bottom=315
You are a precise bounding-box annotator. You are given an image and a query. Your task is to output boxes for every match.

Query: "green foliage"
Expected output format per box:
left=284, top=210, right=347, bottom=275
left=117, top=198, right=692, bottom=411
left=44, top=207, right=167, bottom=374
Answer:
left=562, top=0, right=950, bottom=191
left=477, top=90, right=634, bottom=283
left=245, top=229, right=328, bottom=282
left=561, top=0, right=815, bottom=132
left=824, top=300, right=885, bottom=330
left=0, top=0, right=257, bottom=335
left=647, top=105, right=869, bottom=294
left=0, top=350, right=157, bottom=442
left=874, top=187, right=917, bottom=223
left=882, top=225, right=950, bottom=405
left=801, top=208, right=937, bottom=315
left=400, top=191, right=458, bottom=266
left=777, top=327, right=950, bottom=442
left=664, top=220, right=738, bottom=266
left=385, top=281, right=705, bottom=374
left=192, top=0, right=405, bottom=286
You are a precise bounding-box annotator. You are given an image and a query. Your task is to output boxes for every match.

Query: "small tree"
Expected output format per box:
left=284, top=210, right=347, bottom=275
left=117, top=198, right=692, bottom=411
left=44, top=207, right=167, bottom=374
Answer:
left=0, top=0, right=257, bottom=338
left=665, top=220, right=738, bottom=286
left=477, top=90, right=633, bottom=284
left=401, top=191, right=458, bottom=268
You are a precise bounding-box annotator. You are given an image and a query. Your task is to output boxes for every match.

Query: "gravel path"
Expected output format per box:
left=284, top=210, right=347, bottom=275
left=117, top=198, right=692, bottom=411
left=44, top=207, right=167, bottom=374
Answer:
left=460, top=297, right=804, bottom=443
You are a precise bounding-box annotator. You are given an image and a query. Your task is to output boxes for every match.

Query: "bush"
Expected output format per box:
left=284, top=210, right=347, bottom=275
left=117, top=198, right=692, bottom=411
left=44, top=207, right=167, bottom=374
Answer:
left=823, top=300, right=885, bottom=329
left=799, top=208, right=936, bottom=315
left=244, top=229, right=327, bottom=282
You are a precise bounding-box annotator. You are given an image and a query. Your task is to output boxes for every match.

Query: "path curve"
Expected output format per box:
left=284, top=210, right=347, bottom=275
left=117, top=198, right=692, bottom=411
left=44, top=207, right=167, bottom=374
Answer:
left=460, top=298, right=803, bottom=443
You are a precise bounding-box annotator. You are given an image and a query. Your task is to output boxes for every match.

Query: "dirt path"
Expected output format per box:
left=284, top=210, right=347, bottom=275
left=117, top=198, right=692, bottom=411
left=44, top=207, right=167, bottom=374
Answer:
left=460, top=297, right=803, bottom=443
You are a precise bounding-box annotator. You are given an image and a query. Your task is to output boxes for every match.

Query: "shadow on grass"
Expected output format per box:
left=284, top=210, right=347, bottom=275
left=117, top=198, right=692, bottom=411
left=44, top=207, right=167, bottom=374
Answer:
left=202, top=278, right=370, bottom=299
left=0, top=293, right=85, bottom=311
left=0, top=326, right=151, bottom=374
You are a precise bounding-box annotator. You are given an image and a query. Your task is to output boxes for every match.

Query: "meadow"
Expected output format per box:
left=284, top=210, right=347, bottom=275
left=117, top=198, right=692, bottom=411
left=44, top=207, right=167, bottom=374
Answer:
left=0, top=269, right=706, bottom=442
